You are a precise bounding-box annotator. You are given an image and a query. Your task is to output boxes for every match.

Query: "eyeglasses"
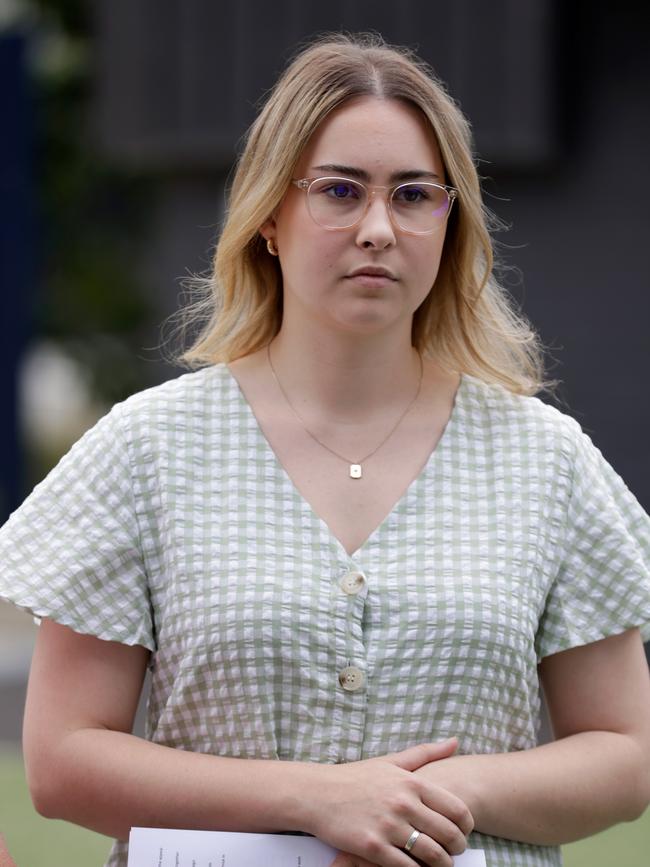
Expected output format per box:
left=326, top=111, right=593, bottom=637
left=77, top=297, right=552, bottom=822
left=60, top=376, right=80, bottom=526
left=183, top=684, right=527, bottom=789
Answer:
left=291, top=176, right=457, bottom=235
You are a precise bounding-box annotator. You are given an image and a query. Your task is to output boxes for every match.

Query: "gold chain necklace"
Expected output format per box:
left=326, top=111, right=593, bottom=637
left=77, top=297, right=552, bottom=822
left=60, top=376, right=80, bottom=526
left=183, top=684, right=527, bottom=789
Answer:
left=267, top=343, right=424, bottom=479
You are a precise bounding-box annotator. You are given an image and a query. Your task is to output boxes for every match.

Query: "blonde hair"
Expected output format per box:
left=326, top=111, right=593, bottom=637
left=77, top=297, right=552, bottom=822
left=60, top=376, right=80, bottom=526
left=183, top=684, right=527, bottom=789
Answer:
left=178, top=32, right=546, bottom=395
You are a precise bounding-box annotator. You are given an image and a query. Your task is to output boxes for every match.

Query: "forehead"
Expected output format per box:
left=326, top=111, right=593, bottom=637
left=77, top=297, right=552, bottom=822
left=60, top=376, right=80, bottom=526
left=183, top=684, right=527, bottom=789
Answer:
left=298, top=96, right=444, bottom=178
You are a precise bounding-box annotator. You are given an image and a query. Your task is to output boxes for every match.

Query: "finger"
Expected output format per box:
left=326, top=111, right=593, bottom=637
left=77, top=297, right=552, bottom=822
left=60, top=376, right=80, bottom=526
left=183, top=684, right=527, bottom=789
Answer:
left=408, top=805, right=469, bottom=857
left=336, top=837, right=451, bottom=867
left=417, top=783, right=474, bottom=838
left=395, top=831, right=454, bottom=867
left=385, top=739, right=458, bottom=771
left=389, top=830, right=453, bottom=867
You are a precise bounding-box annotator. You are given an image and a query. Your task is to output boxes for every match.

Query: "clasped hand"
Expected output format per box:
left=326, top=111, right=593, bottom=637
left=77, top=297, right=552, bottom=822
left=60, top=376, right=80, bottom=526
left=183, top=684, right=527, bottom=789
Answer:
left=304, top=739, right=473, bottom=867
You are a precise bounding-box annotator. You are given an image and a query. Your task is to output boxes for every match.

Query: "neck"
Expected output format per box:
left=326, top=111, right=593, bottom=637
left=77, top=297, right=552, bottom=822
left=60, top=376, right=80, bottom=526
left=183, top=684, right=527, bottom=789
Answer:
left=269, top=320, right=421, bottom=423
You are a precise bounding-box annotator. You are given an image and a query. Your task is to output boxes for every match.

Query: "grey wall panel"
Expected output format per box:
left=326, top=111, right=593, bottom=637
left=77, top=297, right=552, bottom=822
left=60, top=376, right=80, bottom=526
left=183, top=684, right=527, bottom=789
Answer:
left=93, top=0, right=558, bottom=169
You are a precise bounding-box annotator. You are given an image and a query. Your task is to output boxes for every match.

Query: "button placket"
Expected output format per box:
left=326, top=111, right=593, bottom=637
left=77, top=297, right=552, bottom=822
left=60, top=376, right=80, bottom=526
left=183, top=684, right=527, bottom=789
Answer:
left=335, top=565, right=368, bottom=695
left=329, top=559, right=369, bottom=763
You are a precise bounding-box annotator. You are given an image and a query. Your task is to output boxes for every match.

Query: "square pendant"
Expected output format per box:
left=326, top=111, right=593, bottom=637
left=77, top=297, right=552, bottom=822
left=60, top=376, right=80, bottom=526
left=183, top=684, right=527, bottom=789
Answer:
left=349, top=463, right=362, bottom=479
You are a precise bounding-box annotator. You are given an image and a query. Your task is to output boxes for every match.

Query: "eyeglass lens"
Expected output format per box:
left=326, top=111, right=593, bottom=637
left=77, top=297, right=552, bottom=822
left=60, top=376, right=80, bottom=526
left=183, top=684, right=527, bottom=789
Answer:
left=307, top=178, right=451, bottom=233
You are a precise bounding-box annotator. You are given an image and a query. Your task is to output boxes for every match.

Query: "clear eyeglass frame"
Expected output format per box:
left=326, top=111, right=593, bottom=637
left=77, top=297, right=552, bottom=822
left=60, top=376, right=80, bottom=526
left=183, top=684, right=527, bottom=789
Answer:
left=291, top=176, right=458, bottom=235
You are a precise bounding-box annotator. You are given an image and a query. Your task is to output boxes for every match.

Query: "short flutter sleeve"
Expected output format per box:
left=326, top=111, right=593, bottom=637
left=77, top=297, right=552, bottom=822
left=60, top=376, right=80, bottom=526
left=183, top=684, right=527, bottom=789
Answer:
left=0, top=404, right=154, bottom=650
left=536, top=420, right=650, bottom=660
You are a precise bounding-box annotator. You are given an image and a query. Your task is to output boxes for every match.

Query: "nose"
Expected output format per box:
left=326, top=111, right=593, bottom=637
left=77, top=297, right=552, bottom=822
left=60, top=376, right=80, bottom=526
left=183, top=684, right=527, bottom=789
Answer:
left=354, top=190, right=396, bottom=249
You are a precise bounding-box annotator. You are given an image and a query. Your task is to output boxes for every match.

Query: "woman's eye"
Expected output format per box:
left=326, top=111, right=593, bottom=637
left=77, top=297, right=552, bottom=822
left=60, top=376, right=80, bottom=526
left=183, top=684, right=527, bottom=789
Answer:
left=395, top=185, right=429, bottom=204
left=323, top=183, right=358, bottom=199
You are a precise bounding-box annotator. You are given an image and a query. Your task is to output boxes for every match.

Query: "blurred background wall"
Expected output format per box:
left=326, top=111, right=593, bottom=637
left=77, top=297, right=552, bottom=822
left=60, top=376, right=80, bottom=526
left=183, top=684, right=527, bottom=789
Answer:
left=0, top=0, right=649, bottom=730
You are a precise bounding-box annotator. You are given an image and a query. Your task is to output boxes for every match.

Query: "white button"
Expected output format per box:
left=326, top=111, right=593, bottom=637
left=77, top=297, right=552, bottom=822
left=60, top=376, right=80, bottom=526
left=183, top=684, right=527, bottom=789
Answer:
left=340, top=570, right=366, bottom=595
left=339, top=666, right=365, bottom=691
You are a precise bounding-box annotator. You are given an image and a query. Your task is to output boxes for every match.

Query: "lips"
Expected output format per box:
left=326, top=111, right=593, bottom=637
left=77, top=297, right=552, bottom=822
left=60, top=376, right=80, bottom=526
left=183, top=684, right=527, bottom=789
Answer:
left=346, top=266, right=397, bottom=280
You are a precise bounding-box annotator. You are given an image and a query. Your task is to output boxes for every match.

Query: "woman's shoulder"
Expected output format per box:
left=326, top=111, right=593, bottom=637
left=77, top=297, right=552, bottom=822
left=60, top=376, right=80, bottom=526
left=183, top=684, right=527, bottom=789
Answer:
left=459, top=373, right=583, bottom=447
left=67, top=364, right=235, bottom=461
left=106, top=364, right=232, bottom=431
left=117, top=364, right=228, bottom=414
left=456, top=376, right=642, bottom=523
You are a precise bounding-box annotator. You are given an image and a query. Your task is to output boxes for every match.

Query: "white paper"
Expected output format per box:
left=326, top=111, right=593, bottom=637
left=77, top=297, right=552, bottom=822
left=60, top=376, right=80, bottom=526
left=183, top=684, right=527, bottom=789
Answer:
left=127, top=829, right=336, bottom=866
left=127, top=828, right=486, bottom=867
left=453, top=851, right=486, bottom=866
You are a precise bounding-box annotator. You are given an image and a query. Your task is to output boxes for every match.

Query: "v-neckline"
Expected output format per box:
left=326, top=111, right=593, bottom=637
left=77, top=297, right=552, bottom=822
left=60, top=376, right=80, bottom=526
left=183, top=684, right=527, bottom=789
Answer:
left=223, top=363, right=465, bottom=559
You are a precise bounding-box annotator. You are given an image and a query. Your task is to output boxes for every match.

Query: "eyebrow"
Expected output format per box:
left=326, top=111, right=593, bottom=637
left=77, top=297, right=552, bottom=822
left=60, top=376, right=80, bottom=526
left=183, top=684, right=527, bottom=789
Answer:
left=311, top=164, right=441, bottom=183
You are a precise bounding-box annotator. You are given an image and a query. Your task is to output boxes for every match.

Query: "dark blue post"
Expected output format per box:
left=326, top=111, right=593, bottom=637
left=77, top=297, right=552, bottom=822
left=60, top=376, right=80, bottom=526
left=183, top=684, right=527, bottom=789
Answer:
left=0, top=31, right=34, bottom=521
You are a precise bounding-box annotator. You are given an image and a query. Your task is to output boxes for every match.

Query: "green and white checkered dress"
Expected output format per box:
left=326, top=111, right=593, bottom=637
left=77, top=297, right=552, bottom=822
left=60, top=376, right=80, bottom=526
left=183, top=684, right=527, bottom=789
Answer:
left=1, top=364, right=649, bottom=867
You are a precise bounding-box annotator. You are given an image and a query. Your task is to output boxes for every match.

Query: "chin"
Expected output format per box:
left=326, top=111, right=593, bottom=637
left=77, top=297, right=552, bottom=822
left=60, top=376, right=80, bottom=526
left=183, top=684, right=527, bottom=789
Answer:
left=341, top=298, right=412, bottom=331
left=333, top=312, right=403, bottom=336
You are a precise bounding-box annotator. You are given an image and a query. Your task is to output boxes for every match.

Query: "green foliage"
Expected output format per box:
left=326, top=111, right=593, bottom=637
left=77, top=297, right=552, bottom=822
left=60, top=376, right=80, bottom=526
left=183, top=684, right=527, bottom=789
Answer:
left=28, top=0, right=158, bottom=405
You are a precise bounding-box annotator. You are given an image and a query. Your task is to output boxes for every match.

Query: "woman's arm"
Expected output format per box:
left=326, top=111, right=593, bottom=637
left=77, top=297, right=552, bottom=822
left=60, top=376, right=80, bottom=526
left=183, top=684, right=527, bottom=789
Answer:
left=414, top=627, right=650, bottom=845
left=24, top=619, right=473, bottom=867
left=0, top=834, right=16, bottom=867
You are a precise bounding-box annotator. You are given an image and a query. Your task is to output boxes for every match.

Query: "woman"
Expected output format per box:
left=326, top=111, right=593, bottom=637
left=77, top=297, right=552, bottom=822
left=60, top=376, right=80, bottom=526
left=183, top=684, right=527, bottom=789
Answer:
left=1, top=33, right=649, bottom=867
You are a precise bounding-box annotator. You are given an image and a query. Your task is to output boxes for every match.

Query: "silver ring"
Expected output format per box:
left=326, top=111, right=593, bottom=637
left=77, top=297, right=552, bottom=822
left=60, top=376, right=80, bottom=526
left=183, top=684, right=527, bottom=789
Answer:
left=404, top=829, right=421, bottom=852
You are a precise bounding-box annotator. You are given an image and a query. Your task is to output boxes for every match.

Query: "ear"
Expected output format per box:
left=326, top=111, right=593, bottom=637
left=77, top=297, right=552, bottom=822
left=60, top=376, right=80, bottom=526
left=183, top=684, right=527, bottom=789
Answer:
left=259, top=217, right=276, bottom=242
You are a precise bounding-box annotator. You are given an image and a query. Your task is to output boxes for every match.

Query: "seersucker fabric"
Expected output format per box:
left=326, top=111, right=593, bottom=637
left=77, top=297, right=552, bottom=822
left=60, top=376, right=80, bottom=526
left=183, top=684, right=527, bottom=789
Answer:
left=1, top=364, right=649, bottom=867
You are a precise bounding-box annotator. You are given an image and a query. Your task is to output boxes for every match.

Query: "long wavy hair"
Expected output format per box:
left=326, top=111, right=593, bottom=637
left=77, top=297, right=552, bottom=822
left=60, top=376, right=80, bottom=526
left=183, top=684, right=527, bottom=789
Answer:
left=177, top=32, right=546, bottom=395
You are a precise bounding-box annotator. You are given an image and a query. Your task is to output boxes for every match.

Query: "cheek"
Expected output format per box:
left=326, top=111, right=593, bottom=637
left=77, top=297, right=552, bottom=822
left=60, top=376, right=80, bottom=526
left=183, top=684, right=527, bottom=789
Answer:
left=408, top=238, right=445, bottom=283
left=278, top=229, right=345, bottom=283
